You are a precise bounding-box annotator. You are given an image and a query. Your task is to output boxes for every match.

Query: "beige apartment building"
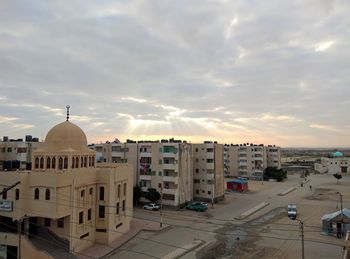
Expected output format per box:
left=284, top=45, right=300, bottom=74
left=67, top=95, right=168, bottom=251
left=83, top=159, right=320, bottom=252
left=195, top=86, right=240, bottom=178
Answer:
left=138, top=141, right=193, bottom=207
left=224, top=144, right=281, bottom=180
left=192, top=142, right=225, bottom=202
left=91, top=142, right=138, bottom=185
left=0, top=119, right=133, bottom=258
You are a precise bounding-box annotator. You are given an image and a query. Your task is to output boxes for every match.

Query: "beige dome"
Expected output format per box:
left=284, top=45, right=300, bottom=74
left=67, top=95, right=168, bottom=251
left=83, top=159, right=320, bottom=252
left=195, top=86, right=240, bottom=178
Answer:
left=44, top=121, right=89, bottom=152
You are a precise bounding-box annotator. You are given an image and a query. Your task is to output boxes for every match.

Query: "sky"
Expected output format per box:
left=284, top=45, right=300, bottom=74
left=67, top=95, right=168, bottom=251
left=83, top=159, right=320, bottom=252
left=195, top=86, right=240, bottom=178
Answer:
left=0, top=0, right=349, bottom=147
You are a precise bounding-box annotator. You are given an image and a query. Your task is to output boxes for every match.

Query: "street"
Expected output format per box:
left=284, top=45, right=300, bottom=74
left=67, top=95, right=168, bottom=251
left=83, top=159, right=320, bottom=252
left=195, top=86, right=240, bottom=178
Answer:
left=106, top=173, right=349, bottom=259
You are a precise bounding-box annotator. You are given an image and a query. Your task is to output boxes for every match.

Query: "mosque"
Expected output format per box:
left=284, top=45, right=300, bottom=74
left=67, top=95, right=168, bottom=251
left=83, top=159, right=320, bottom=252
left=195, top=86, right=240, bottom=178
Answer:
left=0, top=109, right=133, bottom=258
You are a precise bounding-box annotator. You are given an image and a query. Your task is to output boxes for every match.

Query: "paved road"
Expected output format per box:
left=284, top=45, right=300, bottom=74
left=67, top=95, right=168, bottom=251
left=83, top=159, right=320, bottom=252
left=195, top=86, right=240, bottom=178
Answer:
left=107, top=173, right=349, bottom=259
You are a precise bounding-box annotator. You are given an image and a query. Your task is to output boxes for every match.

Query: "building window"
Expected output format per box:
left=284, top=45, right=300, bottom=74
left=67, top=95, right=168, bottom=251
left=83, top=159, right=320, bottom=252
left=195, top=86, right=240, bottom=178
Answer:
left=45, top=189, right=50, bottom=200
left=79, top=211, right=83, bottom=224
left=47, top=157, right=51, bottom=169
left=58, top=218, right=64, bottom=228
left=116, top=202, right=120, bottom=215
left=81, top=157, right=84, bottom=167
left=196, top=190, right=199, bottom=194
left=7, top=147, right=12, bottom=152
left=35, top=157, right=39, bottom=169
left=76, top=157, right=79, bottom=168
left=99, top=187, right=104, bottom=201
left=40, top=157, right=44, bottom=169
left=34, top=188, right=39, bottom=200
left=52, top=157, right=56, bottom=169
left=89, top=188, right=93, bottom=195
left=88, top=209, right=92, bottom=221
left=117, top=185, right=120, bottom=198
left=58, top=157, right=63, bottom=170
left=44, top=218, right=51, bottom=227
left=72, top=157, right=75, bottom=168
left=122, top=200, right=125, bottom=212
left=2, top=188, right=7, bottom=199
left=196, top=169, right=199, bottom=173
left=99, top=205, right=105, bottom=218
left=123, top=183, right=127, bottom=196
left=92, top=157, right=95, bottom=167
left=195, top=148, right=198, bottom=152
left=208, top=191, right=212, bottom=195
left=15, top=189, right=20, bottom=200
left=84, top=156, right=87, bottom=167
left=63, top=157, right=68, bottom=169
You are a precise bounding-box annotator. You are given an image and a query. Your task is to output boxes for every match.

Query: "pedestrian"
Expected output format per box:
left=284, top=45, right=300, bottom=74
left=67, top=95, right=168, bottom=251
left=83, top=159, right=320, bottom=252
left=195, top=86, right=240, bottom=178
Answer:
left=309, top=185, right=312, bottom=191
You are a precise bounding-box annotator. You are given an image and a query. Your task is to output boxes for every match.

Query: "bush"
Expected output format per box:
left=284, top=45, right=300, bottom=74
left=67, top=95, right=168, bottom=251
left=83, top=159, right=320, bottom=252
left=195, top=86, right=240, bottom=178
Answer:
left=263, top=167, right=287, bottom=182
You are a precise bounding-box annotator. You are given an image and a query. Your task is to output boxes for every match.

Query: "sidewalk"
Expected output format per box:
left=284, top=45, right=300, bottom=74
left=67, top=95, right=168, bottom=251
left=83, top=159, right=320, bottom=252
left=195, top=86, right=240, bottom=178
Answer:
left=77, top=218, right=168, bottom=259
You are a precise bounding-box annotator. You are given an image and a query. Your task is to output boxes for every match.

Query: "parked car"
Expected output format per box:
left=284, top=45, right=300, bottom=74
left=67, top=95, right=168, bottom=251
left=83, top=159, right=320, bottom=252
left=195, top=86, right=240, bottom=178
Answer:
left=287, top=203, right=297, bottom=220
left=143, top=203, right=160, bottom=211
left=185, top=203, right=208, bottom=212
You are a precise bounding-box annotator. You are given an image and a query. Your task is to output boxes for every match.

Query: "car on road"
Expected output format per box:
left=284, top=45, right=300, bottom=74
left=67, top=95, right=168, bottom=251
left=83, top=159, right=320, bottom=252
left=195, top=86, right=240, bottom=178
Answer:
left=143, top=203, right=160, bottom=211
left=287, top=203, right=297, bottom=220
left=185, top=203, right=208, bottom=212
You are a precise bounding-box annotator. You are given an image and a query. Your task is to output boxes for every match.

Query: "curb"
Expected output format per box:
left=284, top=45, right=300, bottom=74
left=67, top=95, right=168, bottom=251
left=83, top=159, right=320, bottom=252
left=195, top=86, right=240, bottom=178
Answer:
left=278, top=187, right=297, bottom=196
left=235, top=202, right=270, bottom=220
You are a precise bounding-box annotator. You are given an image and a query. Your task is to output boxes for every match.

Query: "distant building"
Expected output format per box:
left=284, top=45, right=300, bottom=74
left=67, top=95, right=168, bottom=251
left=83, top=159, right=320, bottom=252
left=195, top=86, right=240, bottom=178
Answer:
left=0, top=118, right=133, bottom=258
left=224, top=144, right=281, bottom=180
left=314, top=152, right=350, bottom=174
left=0, top=137, right=42, bottom=171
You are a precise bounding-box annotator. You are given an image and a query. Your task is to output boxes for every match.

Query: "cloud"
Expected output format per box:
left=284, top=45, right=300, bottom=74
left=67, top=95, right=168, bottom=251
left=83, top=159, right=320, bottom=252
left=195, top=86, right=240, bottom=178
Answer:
left=0, top=0, right=349, bottom=147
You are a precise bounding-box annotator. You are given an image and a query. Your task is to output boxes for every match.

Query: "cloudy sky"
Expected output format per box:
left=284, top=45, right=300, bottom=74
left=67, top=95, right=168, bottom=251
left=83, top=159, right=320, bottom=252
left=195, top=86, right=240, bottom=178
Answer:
left=0, top=0, right=349, bottom=147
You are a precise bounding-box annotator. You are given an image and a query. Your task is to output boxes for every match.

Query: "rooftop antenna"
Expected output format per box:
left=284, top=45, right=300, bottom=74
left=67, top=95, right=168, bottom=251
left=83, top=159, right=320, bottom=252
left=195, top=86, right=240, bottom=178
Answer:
left=66, top=105, right=70, bottom=121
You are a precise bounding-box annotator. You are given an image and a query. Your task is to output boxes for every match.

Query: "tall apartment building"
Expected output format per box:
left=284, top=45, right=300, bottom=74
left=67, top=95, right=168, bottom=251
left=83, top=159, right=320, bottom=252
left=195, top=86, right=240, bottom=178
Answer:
left=138, top=141, right=193, bottom=207
left=0, top=136, right=42, bottom=171
left=224, top=144, right=281, bottom=180
left=90, top=142, right=138, bottom=185
left=192, top=142, right=225, bottom=202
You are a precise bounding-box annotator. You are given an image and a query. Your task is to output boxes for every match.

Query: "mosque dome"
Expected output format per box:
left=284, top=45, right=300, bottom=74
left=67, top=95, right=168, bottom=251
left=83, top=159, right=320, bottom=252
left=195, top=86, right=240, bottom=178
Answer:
left=333, top=151, right=344, bottom=157
left=44, top=121, right=89, bottom=152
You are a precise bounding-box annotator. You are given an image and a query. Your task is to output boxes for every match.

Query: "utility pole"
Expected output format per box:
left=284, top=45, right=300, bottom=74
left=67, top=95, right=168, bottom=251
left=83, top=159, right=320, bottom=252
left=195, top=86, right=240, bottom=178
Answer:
left=296, top=219, right=305, bottom=259
left=159, top=183, right=163, bottom=228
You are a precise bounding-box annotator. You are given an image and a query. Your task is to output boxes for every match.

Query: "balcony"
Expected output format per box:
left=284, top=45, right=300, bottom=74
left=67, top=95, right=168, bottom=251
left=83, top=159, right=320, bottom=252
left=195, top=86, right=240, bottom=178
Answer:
left=163, top=176, right=178, bottom=183
left=163, top=163, right=176, bottom=170
left=163, top=152, right=176, bottom=158
left=140, top=152, right=152, bottom=157
left=111, top=151, right=124, bottom=158
left=162, top=188, right=177, bottom=195
left=239, top=160, right=247, bottom=166
left=139, top=174, right=151, bottom=181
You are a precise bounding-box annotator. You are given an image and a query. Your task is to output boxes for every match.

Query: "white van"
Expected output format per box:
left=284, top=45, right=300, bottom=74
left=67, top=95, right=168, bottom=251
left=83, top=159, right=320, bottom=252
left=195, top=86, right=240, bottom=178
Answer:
left=287, top=204, right=297, bottom=220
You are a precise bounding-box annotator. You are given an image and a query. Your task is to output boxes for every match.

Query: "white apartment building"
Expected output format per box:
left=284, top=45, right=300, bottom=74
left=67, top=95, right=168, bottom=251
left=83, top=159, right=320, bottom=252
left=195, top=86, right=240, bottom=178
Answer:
left=0, top=138, right=42, bottom=171
left=224, top=144, right=281, bottom=180
left=314, top=152, right=350, bottom=174
left=138, top=141, right=193, bottom=207
left=192, top=142, right=225, bottom=202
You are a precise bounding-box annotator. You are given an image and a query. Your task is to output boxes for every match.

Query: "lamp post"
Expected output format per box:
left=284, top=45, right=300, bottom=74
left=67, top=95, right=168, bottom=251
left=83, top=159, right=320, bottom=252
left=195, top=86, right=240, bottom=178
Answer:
left=159, top=183, right=163, bottom=228
left=290, top=216, right=305, bottom=259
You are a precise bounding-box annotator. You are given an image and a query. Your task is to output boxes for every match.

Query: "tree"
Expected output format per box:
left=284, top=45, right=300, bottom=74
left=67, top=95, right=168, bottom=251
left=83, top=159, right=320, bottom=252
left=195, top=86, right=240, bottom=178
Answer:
left=144, top=188, right=161, bottom=203
left=333, top=173, right=342, bottom=184
left=133, top=185, right=142, bottom=206
left=263, top=167, right=287, bottom=182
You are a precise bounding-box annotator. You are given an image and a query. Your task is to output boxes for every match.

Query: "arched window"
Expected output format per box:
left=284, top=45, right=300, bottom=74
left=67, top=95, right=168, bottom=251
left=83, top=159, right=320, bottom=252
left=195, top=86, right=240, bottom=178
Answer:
left=84, top=156, right=87, bottom=167
left=34, top=188, right=39, bottom=200
left=2, top=188, right=7, bottom=199
left=81, top=156, right=84, bottom=168
left=52, top=157, right=56, bottom=169
left=47, top=157, right=51, bottom=169
left=63, top=157, right=68, bottom=169
left=117, top=185, right=120, bottom=198
left=92, top=156, right=95, bottom=167
left=76, top=157, right=79, bottom=168
left=72, top=157, right=75, bottom=168
left=99, top=186, right=104, bottom=201
left=45, top=189, right=50, bottom=200
left=89, top=156, right=92, bottom=167
left=35, top=157, right=39, bottom=169
left=81, top=190, right=85, bottom=198
left=40, top=157, right=44, bottom=169
left=58, top=157, right=63, bottom=170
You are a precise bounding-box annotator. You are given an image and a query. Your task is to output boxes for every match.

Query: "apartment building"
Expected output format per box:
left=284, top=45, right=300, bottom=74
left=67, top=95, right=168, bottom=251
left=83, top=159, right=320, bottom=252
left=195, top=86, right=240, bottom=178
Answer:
left=91, top=142, right=138, bottom=185
left=224, top=144, right=281, bottom=180
left=0, top=136, right=42, bottom=171
left=192, top=142, right=225, bottom=202
left=0, top=118, right=133, bottom=258
left=138, top=141, right=193, bottom=207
